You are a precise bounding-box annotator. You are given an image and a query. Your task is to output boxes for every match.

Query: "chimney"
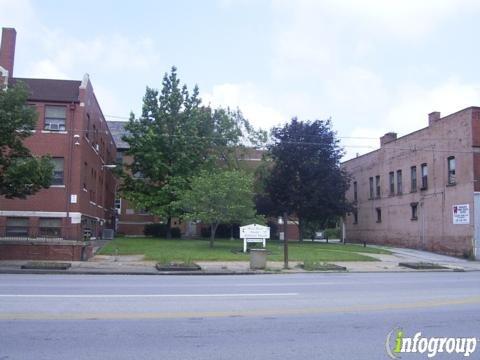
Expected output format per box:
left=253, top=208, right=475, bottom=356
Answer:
left=380, top=132, right=397, bottom=147
left=428, top=111, right=441, bottom=126
left=0, top=28, right=16, bottom=80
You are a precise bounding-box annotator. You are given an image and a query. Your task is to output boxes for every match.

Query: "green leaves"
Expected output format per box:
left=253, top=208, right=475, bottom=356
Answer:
left=265, top=117, right=351, bottom=230
left=121, top=67, right=210, bottom=220
left=179, top=170, right=261, bottom=246
left=120, top=67, right=267, bottom=229
left=1, top=156, right=54, bottom=199
left=0, top=83, right=54, bottom=198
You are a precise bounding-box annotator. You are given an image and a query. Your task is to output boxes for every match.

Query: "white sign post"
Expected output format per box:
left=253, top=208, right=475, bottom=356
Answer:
left=240, top=224, right=270, bottom=252
left=453, top=204, right=470, bottom=225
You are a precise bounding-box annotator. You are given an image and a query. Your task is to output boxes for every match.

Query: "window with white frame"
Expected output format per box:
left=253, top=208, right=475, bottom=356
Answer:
left=44, top=106, right=66, bottom=131
left=115, top=198, right=122, bottom=214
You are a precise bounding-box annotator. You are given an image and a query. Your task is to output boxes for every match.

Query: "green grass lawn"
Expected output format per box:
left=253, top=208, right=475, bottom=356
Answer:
left=98, top=237, right=391, bottom=262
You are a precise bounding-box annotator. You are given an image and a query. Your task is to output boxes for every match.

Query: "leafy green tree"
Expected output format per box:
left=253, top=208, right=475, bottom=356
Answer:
left=179, top=170, right=261, bottom=247
left=265, top=117, right=351, bottom=240
left=121, top=67, right=265, bottom=238
left=210, top=108, right=267, bottom=170
left=0, top=83, right=53, bottom=198
left=121, top=67, right=204, bottom=238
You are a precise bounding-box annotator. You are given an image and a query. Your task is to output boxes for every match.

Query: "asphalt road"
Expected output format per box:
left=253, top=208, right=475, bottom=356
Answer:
left=0, top=272, right=479, bottom=360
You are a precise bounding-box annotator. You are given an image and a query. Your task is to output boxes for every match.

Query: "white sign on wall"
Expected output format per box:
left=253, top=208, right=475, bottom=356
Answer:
left=70, top=213, right=81, bottom=224
left=453, top=204, right=470, bottom=225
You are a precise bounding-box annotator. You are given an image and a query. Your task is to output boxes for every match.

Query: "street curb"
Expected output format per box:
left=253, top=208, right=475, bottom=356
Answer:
left=0, top=268, right=477, bottom=276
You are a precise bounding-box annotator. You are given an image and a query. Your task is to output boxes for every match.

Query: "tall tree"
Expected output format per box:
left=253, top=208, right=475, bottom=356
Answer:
left=121, top=67, right=265, bottom=238
left=121, top=67, right=205, bottom=238
left=0, top=83, right=53, bottom=198
left=265, top=117, right=351, bottom=240
left=179, top=170, right=261, bottom=247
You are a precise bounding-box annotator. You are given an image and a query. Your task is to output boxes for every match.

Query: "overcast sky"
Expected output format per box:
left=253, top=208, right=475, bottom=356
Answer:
left=2, top=0, right=480, bottom=159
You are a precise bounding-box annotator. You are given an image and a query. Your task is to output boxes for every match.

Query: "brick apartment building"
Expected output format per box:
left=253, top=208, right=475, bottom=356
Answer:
left=343, top=107, right=480, bottom=258
left=0, top=28, right=117, bottom=260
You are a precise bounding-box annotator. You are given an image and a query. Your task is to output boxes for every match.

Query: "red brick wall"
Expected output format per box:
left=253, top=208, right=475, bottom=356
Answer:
left=0, top=243, right=92, bottom=261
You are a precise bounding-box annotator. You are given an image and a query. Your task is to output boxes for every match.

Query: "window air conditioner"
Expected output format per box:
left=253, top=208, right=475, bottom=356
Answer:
left=47, top=123, right=60, bottom=131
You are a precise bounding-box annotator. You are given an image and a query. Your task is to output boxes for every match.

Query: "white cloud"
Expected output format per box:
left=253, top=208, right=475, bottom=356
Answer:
left=26, top=29, right=161, bottom=80
left=203, top=83, right=287, bottom=130
left=271, top=0, right=480, bottom=78
left=0, top=0, right=37, bottom=34
left=0, top=0, right=161, bottom=80
left=386, top=78, right=480, bottom=134
left=28, top=59, right=68, bottom=79
left=325, top=66, right=390, bottom=118
left=342, top=127, right=386, bottom=160
left=341, top=78, right=480, bottom=160
left=274, top=0, right=476, bottom=40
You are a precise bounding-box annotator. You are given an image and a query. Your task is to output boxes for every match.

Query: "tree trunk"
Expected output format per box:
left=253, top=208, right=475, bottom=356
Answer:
left=283, top=212, right=289, bottom=269
left=210, top=223, right=218, bottom=248
left=298, top=217, right=303, bottom=242
left=166, top=217, right=172, bottom=239
left=230, top=225, right=234, bottom=240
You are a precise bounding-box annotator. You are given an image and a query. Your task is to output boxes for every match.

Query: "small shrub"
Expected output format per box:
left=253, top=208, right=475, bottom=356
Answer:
left=302, top=260, right=346, bottom=271
left=144, top=223, right=181, bottom=238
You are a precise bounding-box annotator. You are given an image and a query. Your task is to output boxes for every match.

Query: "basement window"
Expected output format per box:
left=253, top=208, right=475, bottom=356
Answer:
left=39, top=218, right=62, bottom=237
left=5, top=217, right=29, bottom=237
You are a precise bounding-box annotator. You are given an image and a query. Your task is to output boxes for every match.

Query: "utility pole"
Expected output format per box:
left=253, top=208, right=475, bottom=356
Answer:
left=283, top=211, right=288, bottom=269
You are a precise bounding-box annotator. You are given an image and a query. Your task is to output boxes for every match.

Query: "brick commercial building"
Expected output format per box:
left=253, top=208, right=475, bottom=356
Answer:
left=0, top=28, right=117, bottom=260
left=343, top=107, right=480, bottom=259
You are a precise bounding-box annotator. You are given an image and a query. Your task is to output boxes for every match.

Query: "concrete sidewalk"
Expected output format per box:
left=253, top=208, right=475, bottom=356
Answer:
left=0, top=247, right=479, bottom=275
